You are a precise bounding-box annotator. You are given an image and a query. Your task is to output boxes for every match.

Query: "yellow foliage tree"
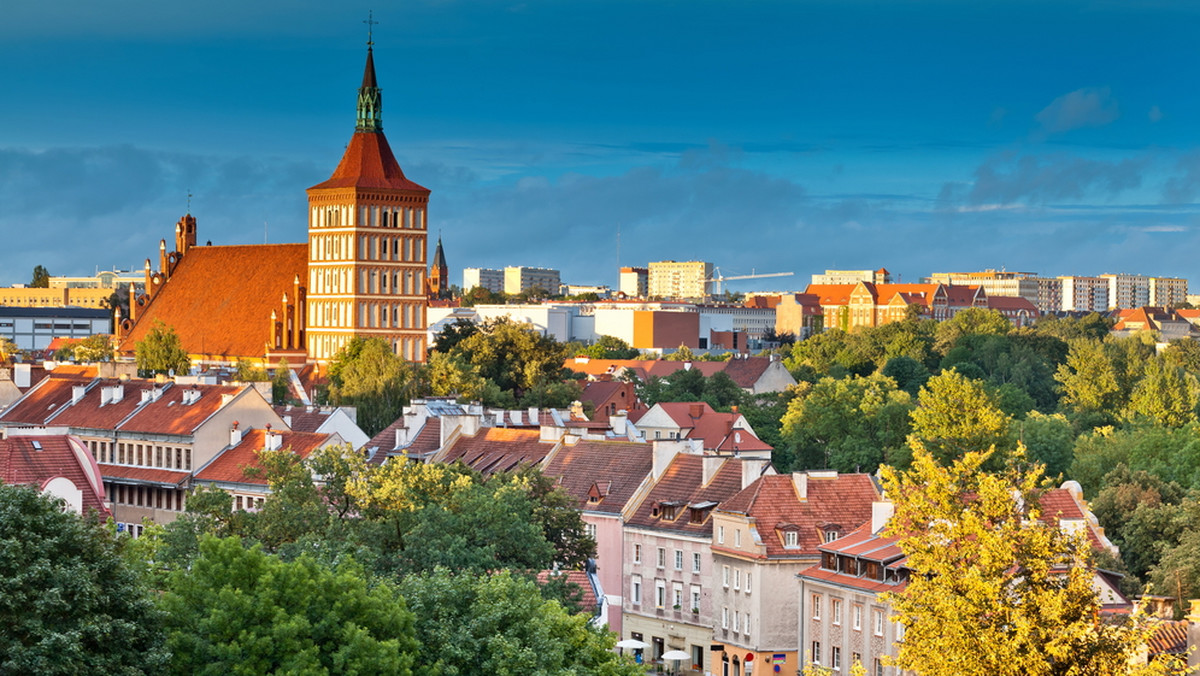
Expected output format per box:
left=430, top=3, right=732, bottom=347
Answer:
left=347, top=460, right=474, bottom=513
left=880, top=443, right=1191, bottom=676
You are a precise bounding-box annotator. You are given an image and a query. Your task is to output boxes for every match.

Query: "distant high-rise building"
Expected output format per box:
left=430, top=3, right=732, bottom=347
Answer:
left=619, top=267, right=648, bottom=298
left=463, top=268, right=504, bottom=294
left=648, top=260, right=713, bottom=299
left=1059, top=276, right=1109, bottom=312
left=1099, top=273, right=1151, bottom=310
left=927, top=270, right=1055, bottom=312
left=504, top=267, right=561, bottom=296
left=1149, top=277, right=1188, bottom=308
left=811, top=268, right=892, bottom=285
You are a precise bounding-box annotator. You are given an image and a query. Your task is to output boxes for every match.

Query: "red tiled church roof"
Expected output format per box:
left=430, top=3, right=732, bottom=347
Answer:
left=118, top=244, right=309, bottom=360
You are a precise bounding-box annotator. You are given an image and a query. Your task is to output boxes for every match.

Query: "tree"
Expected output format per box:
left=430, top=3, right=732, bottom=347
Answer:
left=29, top=264, right=50, bottom=288
left=232, top=358, right=269, bottom=382
left=134, top=320, right=190, bottom=376
left=458, top=285, right=505, bottom=307
left=427, top=351, right=486, bottom=401
left=0, top=336, right=18, bottom=361
left=430, top=317, right=480, bottom=354
left=908, top=368, right=1011, bottom=466
left=781, top=374, right=913, bottom=473
left=665, top=344, right=697, bottom=361
left=1055, top=338, right=1120, bottom=426
left=452, top=318, right=567, bottom=399
left=0, top=484, right=167, bottom=673
left=270, top=358, right=292, bottom=405
left=1011, top=411, right=1075, bottom=479
left=70, top=334, right=114, bottom=362
left=328, top=337, right=425, bottom=437
left=397, top=569, right=641, bottom=676
left=1125, top=357, right=1198, bottom=428
left=932, top=307, right=1011, bottom=355
left=880, top=445, right=1183, bottom=676
left=160, top=536, right=417, bottom=676
left=580, top=335, right=640, bottom=359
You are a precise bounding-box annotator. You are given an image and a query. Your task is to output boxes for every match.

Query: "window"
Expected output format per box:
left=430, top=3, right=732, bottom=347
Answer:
left=874, top=658, right=884, bottom=676
left=832, top=599, right=842, bottom=625
left=825, top=530, right=840, bottom=543
left=722, top=607, right=729, bottom=629
left=733, top=610, right=740, bottom=632
left=632, top=576, right=642, bottom=604
left=586, top=523, right=597, bottom=540
left=873, top=609, right=884, bottom=636
left=672, top=583, right=683, bottom=609
left=656, top=581, right=666, bottom=608
left=853, top=604, right=862, bottom=630
left=811, top=641, right=821, bottom=666
left=674, top=550, right=683, bottom=570
left=832, top=646, right=841, bottom=671
left=657, top=547, right=666, bottom=568
left=745, top=573, right=752, bottom=593
left=743, top=612, right=750, bottom=636
left=723, top=565, right=730, bottom=588
left=692, top=645, right=704, bottom=672
left=785, top=530, right=799, bottom=547
left=853, top=654, right=861, bottom=670
left=692, top=552, right=702, bottom=573
left=691, top=586, right=701, bottom=613
left=811, top=594, right=822, bottom=620
left=634, top=544, right=642, bottom=564
left=734, top=569, right=741, bottom=590
left=718, top=526, right=725, bottom=544
left=735, top=529, right=741, bottom=547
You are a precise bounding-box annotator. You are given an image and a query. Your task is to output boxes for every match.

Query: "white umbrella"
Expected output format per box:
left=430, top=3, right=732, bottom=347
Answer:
left=662, top=650, right=691, bottom=660
left=616, top=638, right=649, bottom=650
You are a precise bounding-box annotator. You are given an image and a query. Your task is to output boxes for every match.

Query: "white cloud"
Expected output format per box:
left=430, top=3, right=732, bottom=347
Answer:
left=1035, top=87, right=1120, bottom=135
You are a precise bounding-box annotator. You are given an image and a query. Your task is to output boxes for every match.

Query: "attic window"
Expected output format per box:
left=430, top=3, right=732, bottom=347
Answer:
left=820, top=523, right=842, bottom=543
left=587, top=481, right=612, bottom=504
left=779, top=523, right=801, bottom=549
left=821, top=552, right=836, bottom=570
left=658, top=500, right=685, bottom=521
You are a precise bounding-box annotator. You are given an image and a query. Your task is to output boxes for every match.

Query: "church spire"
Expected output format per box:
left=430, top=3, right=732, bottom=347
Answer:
left=356, top=13, right=383, bottom=132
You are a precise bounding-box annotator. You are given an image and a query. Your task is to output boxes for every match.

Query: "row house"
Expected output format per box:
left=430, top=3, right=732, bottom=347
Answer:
left=621, top=443, right=773, bottom=674
left=710, top=471, right=880, bottom=676
left=566, top=356, right=796, bottom=396
left=0, top=374, right=285, bottom=532
left=798, top=482, right=1124, bottom=676
left=192, top=427, right=342, bottom=512
left=804, top=282, right=988, bottom=331
left=634, top=401, right=773, bottom=451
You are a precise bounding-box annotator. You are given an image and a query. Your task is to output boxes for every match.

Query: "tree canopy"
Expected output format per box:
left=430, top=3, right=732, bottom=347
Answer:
left=134, top=320, right=190, bottom=376
left=0, top=484, right=167, bottom=673
left=328, top=337, right=424, bottom=437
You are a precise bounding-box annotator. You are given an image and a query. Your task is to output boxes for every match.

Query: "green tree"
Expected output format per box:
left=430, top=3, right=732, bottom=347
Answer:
left=1125, top=357, right=1198, bottom=428
left=430, top=317, right=480, bottom=353
left=459, top=285, right=505, bottom=307
left=427, top=351, right=486, bottom=401
left=398, top=569, right=640, bottom=676
left=908, top=368, right=1011, bottom=466
left=233, top=358, right=268, bottom=382
left=1011, top=411, right=1076, bottom=479
left=1070, top=424, right=1200, bottom=496
left=781, top=374, right=913, bottom=473
left=29, top=264, right=50, bottom=288
left=70, top=334, right=114, bottom=362
left=1031, top=312, right=1113, bottom=342
left=270, top=358, right=292, bottom=405
left=161, top=536, right=417, bottom=676
left=328, top=337, right=425, bottom=437
left=580, top=335, right=640, bottom=359
left=1162, top=338, right=1200, bottom=374
left=665, top=344, right=697, bottom=361
left=932, top=307, right=1011, bottom=355
left=881, top=355, right=930, bottom=397
left=134, top=320, right=191, bottom=376
left=1055, top=338, right=1120, bottom=426
left=0, top=484, right=167, bottom=673
left=452, top=318, right=568, bottom=399
left=880, top=445, right=1182, bottom=676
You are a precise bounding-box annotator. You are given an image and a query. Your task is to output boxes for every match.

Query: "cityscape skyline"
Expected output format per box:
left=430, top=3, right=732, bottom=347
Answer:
left=2, top=1, right=1199, bottom=291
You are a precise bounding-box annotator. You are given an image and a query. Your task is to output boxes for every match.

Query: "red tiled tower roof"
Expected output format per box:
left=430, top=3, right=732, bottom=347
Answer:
left=308, top=131, right=429, bottom=192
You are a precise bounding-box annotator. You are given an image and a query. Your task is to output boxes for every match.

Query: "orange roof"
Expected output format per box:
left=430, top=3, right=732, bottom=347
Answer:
left=195, top=429, right=330, bottom=485
left=439, top=427, right=552, bottom=476
left=803, top=284, right=856, bottom=305
left=543, top=439, right=652, bottom=515
left=118, top=243, right=308, bottom=360
left=987, top=296, right=1039, bottom=312
left=47, top=379, right=162, bottom=430
left=874, top=283, right=942, bottom=306
left=626, top=455, right=746, bottom=535
left=653, top=401, right=764, bottom=450
left=0, top=435, right=110, bottom=517
left=120, top=384, right=246, bottom=436
left=0, top=373, right=93, bottom=425
left=308, top=131, right=429, bottom=193
left=717, top=473, right=879, bottom=558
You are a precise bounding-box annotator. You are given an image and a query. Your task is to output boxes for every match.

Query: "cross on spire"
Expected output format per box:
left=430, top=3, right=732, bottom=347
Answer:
left=364, top=11, right=378, bottom=47
left=187, top=189, right=193, bottom=215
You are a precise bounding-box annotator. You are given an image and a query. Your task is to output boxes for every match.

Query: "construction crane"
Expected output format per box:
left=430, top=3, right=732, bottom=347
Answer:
left=704, top=268, right=794, bottom=296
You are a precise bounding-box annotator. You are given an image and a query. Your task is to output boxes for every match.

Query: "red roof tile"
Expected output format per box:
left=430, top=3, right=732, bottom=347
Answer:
left=48, top=379, right=165, bottom=430
left=717, top=473, right=879, bottom=558
left=439, top=427, right=553, bottom=476
left=97, top=463, right=190, bottom=487
left=118, top=243, right=309, bottom=360
left=120, top=384, right=246, bottom=436
left=308, top=131, right=429, bottom=192
left=0, top=435, right=109, bottom=516
left=542, top=439, right=653, bottom=514
left=0, top=373, right=93, bottom=425
left=536, top=570, right=599, bottom=613
left=195, top=429, right=330, bottom=485
left=626, top=455, right=748, bottom=536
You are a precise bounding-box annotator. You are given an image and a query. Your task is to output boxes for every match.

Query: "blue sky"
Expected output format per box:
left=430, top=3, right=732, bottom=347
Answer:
left=2, top=0, right=1199, bottom=292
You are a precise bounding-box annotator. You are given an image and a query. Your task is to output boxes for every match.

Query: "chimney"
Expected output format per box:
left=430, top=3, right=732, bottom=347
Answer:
left=72, top=385, right=86, bottom=405
left=569, top=400, right=584, bottom=420
left=14, top=363, right=30, bottom=389
left=871, top=501, right=894, bottom=534
left=265, top=430, right=282, bottom=451
left=610, top=410, right=628, bottom=434
left=792, top=471, right=808, bottom=500
left=220, top=393, right=235, bottom=407
left=689, top=403, right=703, bottom=419
left=528, top=407, right=540, bottom=425
left=230, top=421, right=243, bottom=447
left=702, top=454, right=724, bottom=486
left=741, top=457, right=767, bottom=490
left=652, top=440, right=683, bottom=481
left=283, top=415, right=293, bottom=428
left=140, top=389, right=152, bottom=404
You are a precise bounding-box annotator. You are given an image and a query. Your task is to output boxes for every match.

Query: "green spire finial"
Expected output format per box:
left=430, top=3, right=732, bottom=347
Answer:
left=356, top=13, right=383, bottom=132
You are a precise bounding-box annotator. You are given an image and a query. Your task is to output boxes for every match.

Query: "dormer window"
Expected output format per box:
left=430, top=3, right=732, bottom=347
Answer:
left=779, top=523, right=801, bottom=549
left=658, top=500, right=684, bottom=521
left=821, top=552, right=836, bottom=570
left=819, top=523, right=842, bottom=543
left=688, top=500, right=718, bottom=524
left=587, top=481, right=611, bottom=504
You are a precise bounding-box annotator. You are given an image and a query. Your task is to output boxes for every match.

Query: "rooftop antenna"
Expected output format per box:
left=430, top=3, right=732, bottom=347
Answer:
left=186, top=189, right=193, bottom=215
left=364, top=10, right=378, bottom=47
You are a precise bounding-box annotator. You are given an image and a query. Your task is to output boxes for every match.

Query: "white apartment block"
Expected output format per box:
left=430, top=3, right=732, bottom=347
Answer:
left=462, top=267, right=504, bottom=294
left=1100, top=273, right=1150, bottom=310
left=1150, top=277, right=1188, bottom=308
left=1059, top=276, right=1109, bottom=312
left=504, top=266, right=561, bottom=296
left=648, top=261, right=713, bottom=300
left=619, top=267, right=649, bottom=298
left=811, top=269, right=892, bottom=285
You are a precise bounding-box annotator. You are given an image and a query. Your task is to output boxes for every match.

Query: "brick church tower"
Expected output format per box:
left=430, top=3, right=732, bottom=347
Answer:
left=305, top=42, right=431, bottom=363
